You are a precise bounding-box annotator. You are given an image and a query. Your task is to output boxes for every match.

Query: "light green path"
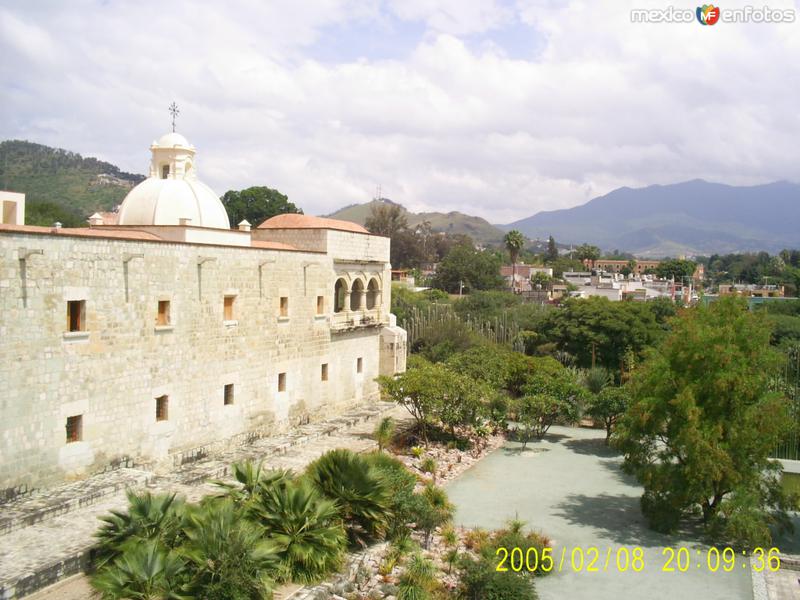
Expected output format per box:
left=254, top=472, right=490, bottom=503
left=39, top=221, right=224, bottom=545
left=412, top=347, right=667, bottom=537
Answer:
left=445, top=425, right=753, bottom=600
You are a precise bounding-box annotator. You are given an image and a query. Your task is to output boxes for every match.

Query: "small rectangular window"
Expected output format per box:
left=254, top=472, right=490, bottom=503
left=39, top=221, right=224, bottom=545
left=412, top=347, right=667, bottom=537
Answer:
left=66, top=300, right=86, bottom=332
left=357, top=357, right=363, bottom=373
left=224, top=384, right=234, bottom=406
left=278, top=372, right=287, bottom=392
left=316, top=295, right=324, bottom=315
left=156, top=300, right=171, bottom=326
left=156, top=395, right=169, bottom=421
left=321, top=363, right=328, bottom=381
left=224, top=295, right=236, bottom=321
left=66, top=415, right=82, bottom=443
left=280, top=296, right=289, bottom=317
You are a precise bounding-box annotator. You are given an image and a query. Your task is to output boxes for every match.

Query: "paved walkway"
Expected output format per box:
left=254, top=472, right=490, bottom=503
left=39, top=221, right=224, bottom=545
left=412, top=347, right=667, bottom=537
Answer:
left=446, top=425, right=756, bottom=600
left=3, top=402, right=403, bottom=599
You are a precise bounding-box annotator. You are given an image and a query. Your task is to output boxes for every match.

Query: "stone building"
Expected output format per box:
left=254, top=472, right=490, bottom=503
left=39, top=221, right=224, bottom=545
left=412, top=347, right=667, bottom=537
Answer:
left=0, top=132, right=406, bottom=497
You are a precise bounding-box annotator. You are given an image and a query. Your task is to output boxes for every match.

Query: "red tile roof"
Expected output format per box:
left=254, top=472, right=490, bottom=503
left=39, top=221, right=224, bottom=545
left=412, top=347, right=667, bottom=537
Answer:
left=250, top=240, right=298, bottom=251
left=257, top=213, right=369, bottom=234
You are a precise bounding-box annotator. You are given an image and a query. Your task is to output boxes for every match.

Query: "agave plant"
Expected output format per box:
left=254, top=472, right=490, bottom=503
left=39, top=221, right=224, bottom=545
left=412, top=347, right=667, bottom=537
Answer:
left=94, top=491, right=187, bottom=569
left=251, top=480, right=346, bottom=583
left=180, top=499, right=280, bottom=599
left=305, top=449, right=392, bottom=544
left=90, top=539, right=189, bottom=600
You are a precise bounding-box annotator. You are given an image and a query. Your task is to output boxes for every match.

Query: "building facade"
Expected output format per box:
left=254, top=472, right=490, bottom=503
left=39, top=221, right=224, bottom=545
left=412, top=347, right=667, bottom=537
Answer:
left=0, top=133, right=406, bottom=497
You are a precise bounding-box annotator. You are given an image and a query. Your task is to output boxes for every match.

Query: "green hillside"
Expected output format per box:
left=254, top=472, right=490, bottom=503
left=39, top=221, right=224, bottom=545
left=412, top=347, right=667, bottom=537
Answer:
left=325, top=199, right=505, bottom=244
left=0, top=140, right=145, bottom=227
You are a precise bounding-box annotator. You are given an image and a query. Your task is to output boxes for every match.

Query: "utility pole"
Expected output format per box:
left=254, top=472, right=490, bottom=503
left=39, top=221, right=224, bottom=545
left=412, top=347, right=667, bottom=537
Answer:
left=459, top=279, right=463, bottom=297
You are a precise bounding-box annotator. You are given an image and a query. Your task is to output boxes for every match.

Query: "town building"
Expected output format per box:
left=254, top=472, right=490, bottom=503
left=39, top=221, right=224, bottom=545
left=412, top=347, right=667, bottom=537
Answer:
left=0, top=132, right=407, bottom=498
left=500, top=263, right=553, bottom=292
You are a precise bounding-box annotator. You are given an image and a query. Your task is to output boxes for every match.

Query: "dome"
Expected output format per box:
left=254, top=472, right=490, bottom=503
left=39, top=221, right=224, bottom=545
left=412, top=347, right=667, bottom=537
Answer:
left=154, top=132, right=192, bottom=149
left=117, top=132, right=230, bottom=229
left=118, top=178, right=230, bottom=228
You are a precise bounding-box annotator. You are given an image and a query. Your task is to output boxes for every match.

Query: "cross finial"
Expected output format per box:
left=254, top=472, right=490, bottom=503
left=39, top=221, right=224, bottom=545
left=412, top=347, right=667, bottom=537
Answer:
left=168, top=101, right=179, bottom=133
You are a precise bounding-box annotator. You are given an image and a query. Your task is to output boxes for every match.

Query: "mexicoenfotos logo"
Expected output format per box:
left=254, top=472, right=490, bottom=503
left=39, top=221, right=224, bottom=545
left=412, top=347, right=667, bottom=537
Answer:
left=696, top=4, right=721, bottom=25
left=631, top=5, right=796, bottom=23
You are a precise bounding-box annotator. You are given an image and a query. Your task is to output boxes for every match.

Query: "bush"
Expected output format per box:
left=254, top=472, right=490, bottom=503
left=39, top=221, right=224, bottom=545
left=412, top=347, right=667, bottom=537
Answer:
left=364, top=452, right=418, bottom=539
left=305, top=449, right=392, bottom=544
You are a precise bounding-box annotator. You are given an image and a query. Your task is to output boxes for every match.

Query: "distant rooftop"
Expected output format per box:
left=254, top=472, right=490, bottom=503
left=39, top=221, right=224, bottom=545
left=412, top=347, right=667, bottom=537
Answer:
left=258, top=213, right=369, bottom=234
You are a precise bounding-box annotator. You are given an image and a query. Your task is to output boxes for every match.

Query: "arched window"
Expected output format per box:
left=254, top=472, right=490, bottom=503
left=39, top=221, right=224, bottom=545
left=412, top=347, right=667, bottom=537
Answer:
left=366, top=278, right=379, bottom=310
left=350, top=279, right=364, bottom=311
left=334, top=278, right=347, bottom=313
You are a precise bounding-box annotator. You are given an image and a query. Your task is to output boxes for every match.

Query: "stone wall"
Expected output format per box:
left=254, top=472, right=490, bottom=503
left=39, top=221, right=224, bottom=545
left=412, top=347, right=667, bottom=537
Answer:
left=0, top=229, right=402, bottom=495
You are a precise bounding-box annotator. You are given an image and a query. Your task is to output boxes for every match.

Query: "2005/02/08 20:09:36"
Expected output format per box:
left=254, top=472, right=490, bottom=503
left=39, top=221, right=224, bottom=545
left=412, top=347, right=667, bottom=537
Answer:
left=495, top=546, right=782, bottom=574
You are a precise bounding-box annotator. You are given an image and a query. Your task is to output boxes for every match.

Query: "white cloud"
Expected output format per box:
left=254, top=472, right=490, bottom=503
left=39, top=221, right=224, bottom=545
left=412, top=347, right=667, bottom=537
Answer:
left=0, top=0, right=798, bottom=224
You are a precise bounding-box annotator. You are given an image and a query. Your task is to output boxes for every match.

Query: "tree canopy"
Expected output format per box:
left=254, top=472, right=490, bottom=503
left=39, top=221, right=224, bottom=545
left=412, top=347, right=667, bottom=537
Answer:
left=220, top=186, right=302, bottom=228
left=615, top=297, right=795, bottom=546
left=433, top=244, right=504, bottom=293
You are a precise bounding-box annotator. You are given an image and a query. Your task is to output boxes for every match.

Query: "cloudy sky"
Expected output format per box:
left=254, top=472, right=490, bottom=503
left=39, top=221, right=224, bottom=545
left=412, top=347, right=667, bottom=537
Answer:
left=1, top=0, right=798, bottom=223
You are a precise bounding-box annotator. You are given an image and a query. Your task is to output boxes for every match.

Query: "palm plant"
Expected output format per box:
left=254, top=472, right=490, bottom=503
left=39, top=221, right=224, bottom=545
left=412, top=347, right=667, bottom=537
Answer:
left=374, top=416, right=396, bottom=452
left=180, top=499, right=280, bottom=599
left=397, top=553, right=436, bottom=600
left=212, top=461, right=293, bottom=506
left=90, top=540, right=189, bottom=600
left=305, top=449, right=392, bottom=544
left=503, top=230, right=525, bottom=292
left=94, top=491, right=187, bottom=569
left=251, top=480, right=346, bottom=583
left=582, top=367, right=612, bottom=396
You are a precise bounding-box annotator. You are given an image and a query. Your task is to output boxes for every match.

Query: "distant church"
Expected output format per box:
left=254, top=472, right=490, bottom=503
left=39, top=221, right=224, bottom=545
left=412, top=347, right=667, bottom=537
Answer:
left=0, top=128, right=406, bottom=497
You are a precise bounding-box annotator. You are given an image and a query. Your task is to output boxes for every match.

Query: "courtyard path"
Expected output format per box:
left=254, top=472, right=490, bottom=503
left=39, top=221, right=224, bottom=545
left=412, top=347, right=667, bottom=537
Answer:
left=446, top=425, right=762, bottom=600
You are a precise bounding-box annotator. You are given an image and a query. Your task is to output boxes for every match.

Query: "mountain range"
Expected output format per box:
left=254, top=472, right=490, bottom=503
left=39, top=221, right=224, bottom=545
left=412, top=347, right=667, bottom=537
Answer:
left=503, top=179, right=800, bottom=256
left=2, top=139, right=797, bottom=256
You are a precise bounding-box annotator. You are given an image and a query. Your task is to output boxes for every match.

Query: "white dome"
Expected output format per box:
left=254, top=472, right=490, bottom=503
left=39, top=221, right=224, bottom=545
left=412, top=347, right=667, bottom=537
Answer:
left=154, top=132, right=192, bottom=148
left=118, top=178, right=230, bottom=228
left=117, top=132, right=230, bottom=229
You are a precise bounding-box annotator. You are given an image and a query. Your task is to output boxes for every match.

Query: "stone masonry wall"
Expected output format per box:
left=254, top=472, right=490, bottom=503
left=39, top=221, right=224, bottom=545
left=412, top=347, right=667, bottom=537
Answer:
left=0, top=230, right=397, bottom=495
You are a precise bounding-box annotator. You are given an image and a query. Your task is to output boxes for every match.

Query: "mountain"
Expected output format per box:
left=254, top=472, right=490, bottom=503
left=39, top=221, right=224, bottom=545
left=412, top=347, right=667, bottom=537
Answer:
left=504, top=180, right=800, bottom=256
left=0, top=140, right=145, bottom=227
left=325, top=199, right=506, bottom=245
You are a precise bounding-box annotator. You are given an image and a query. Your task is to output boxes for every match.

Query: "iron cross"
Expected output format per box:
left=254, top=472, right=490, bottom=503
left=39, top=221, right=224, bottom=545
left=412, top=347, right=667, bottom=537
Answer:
left=168, top=102, right=179, bottom=132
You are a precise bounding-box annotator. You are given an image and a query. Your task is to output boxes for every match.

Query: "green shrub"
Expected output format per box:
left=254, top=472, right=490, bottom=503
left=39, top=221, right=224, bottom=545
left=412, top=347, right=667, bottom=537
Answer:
left=364, top=452, right=418, bottom=539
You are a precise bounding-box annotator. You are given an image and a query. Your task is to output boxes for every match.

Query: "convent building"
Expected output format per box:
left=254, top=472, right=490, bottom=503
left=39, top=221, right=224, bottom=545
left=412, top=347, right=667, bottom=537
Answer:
left=0, top=131, right=407, bottom=498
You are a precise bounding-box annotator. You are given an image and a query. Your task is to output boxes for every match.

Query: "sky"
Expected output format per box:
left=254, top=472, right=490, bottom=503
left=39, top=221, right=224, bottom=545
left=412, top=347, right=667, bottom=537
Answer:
left=1, top=0, right=799, bottom=224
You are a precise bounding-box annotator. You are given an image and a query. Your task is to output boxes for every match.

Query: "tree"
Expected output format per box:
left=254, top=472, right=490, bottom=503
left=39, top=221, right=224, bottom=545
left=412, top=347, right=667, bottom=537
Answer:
left=615, top=297, right=795, bottom=546
left=513, top=394, right=563, bottom=447
left=378, top=357, right=444, bottom=443
left=503, top=230, right=525, bottom=291
left=433, top=244, right=503, bottom=293
left=220, top=186, right=302, bottom=228
left=545, top=236, right=559, bottom=263
left=655, top=258, right=696, bottom=281
left=575, top=244, right=601, bottom=267
left=365, top=203, right=408, bottom=237
left=586, top=386, right=629, bottom=444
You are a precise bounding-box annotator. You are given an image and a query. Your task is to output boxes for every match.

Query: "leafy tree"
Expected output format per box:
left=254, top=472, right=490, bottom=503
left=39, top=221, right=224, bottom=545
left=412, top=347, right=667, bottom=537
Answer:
left=549, top=256, right=585, bottom=278
left=378, top=357, right=444, bottom=443
left=545, top=236, right=558, bottom=263
left=514, top=368, right=585, bottom=445
left=615, top=297, right=795, bottom=546
left=542, top=297, right=664, bottom=372
left=365, top=202, right=408, bottom=237
left=305, top=449, right=392, bottom=544
left=220, top=186, right=302, bottom=228
left=655, top=258, right=697, bottom=281
left=433, top=244, right=503, bottom=293
left=513, top=394, right=564, bottom=446
left=586, top=386, right=629, bottom=444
